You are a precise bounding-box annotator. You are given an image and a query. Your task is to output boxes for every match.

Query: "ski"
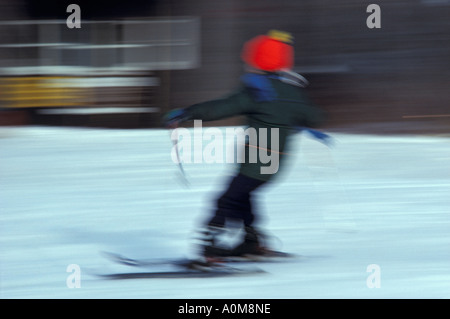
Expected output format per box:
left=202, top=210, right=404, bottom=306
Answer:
left=101, top=251, right=206, bottom=268
left=101, top=250, right=296, bottom=269
left=96, top=252, right=266, bottom=279
left=94, top=267, right=264, bottom=280
left=215, top=249, right=297, bottom=262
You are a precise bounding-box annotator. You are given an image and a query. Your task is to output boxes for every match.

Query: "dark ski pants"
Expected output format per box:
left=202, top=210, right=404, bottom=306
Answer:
left=207, top=173, right=267, bottom=228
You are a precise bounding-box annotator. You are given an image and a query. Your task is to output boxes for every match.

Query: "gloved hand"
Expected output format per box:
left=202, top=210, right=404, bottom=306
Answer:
left=297, top=127, right=333, bottom=146
left=163, top=108, right=190, bottom=128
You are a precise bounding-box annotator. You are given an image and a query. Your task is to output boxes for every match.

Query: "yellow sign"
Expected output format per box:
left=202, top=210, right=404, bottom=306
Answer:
left=0, top=76, right=87, bottom=108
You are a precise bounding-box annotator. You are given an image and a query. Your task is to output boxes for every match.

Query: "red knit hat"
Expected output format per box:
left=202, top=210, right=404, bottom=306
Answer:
left=241, top=30, right=294, bottom=72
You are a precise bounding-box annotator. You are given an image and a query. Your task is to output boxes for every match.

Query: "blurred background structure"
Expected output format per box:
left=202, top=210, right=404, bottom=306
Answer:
left=0, top=0, right=449, bottom=133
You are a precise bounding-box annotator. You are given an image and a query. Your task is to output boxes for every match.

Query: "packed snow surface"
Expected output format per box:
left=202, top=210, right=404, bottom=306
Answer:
left=1, top=126, right=449, bottom=298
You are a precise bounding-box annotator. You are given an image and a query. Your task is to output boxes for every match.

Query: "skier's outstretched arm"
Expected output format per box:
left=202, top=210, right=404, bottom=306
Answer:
left=164, top=89, right=252, bottom=127
left=293, top=93, right=324, bottom=129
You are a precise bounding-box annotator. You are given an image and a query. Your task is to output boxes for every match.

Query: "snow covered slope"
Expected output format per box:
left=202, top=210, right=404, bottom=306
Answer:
left=1, top=126, right=449, bottom=298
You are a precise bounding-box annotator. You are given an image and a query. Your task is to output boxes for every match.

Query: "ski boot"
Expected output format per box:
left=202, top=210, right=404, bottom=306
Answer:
left=229, top=226, right=267, bottom=257
left=196, top=225, right=232, bottom=260
left=198, top=225, right=267, bottom=259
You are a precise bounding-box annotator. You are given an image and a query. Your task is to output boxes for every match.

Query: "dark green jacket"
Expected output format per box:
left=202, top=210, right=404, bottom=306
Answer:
left=185, top=72, right=324, bottom=181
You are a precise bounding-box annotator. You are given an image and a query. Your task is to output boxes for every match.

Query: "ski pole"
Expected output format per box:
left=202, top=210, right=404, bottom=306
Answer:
left=170, top=126, right=190, bottom=187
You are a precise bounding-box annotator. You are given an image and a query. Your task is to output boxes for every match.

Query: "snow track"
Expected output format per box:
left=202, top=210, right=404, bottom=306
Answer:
left=1, top=126, right=449, bottom=298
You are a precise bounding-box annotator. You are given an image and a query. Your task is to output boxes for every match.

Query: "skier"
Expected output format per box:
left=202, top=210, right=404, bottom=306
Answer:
left=164, top=30, right=328, bottom=259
